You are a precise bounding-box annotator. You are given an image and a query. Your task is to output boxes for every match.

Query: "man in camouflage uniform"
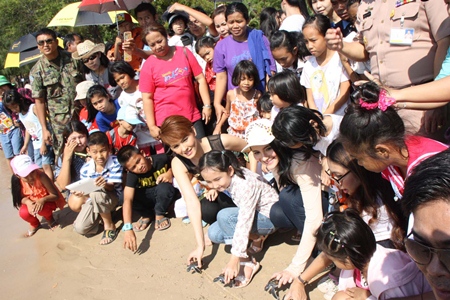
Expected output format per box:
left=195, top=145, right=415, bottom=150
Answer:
left=30, top=28, right=83, bottom=157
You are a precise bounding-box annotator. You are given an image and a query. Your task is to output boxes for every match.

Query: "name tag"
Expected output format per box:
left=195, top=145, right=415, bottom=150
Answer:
left=389, top=28, right=414, bottom=45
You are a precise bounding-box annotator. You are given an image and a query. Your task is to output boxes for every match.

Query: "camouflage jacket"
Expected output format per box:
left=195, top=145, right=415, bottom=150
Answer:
left=30, top=49, right=83, bottom=118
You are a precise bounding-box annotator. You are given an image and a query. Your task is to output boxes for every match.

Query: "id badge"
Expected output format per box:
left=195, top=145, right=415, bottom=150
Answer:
left=389, top=28, right=414, bottom=45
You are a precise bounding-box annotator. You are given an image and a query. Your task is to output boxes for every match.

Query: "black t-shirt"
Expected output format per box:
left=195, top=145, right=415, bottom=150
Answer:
left=126, top=154, right=171, bottom=189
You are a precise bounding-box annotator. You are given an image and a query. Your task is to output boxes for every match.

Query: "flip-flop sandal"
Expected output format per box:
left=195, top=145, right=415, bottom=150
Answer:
left=100, top=229, right=118, bottom=245
left=234, top=257, right=260, bottom=288
left=48, top=219, right=60, bottom=231
left=133, top=218, right=151, bottom=232
left=155, top=217, right=171, bottom=231
left=24, top=225, right=41, bottom=238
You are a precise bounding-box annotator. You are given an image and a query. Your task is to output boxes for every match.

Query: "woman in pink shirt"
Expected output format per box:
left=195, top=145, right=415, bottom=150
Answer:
left=139, top=24, right=212, bottom=140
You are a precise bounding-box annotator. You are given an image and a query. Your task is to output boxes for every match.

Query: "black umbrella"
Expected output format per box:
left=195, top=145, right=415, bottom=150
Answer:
left=9, top=33, right=38, bottom=53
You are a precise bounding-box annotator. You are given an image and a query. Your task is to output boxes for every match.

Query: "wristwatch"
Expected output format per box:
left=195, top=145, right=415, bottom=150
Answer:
left=122, top=223, right=133, bottom=231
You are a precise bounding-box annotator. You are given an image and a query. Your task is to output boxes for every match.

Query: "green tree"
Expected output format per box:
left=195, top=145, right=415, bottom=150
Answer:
left=1, top=0, right=282, bottom=78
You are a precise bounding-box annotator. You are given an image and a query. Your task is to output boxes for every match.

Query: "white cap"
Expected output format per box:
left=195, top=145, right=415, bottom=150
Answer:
left=117, top=105, right=143, bottom=125
left=241, top=119, right=275, bottom=152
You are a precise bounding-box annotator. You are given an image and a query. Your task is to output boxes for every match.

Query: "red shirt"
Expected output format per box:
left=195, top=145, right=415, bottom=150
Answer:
left=106, top=126, right=137, bottom=154
left=79, top=107, right=99, bottom=133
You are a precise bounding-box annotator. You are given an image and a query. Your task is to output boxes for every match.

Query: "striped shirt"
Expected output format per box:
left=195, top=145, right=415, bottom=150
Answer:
left=80, top=155, right=123, bottom=196
left=381, top=136, right=447, bottom=199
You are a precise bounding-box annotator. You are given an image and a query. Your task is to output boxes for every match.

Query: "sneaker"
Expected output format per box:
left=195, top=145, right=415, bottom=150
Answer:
left=317, top=275, right=338, bottom=293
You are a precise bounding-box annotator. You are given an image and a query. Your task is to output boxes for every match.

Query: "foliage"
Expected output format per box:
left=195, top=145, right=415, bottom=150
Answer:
left=0, top=0, right=281, bottom=78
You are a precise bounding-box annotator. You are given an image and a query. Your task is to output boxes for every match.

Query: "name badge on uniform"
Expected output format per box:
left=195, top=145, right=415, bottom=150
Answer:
left=389, top=28, right=414, bottom=45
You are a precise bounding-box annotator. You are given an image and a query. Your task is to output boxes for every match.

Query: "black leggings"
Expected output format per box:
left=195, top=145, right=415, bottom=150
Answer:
left=201, top=192, right=236, bottom=224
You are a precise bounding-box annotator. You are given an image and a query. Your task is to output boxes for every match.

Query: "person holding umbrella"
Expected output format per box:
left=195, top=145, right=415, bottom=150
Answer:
left=29, top=28, right=84, bottom=158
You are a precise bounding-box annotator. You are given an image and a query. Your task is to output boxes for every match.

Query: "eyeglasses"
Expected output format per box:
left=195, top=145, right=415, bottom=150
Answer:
left=325, top=169, right=351, bottom=185
left=404, top=232, right=450, bottom=271
left=82, top=53, right=99, bottom=64
left=37, top=39, right=54, bottom=46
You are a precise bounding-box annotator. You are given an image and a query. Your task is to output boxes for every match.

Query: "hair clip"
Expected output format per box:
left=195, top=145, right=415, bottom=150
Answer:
left=329, top=230, right=342, bottom=244
left=221, top=150, right=226, bottom=155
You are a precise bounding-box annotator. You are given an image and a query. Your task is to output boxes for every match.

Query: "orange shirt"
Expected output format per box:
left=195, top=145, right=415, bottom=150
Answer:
left=21, top=170, right=66, bottom=210
left=108, top=27, right=144, bottom=71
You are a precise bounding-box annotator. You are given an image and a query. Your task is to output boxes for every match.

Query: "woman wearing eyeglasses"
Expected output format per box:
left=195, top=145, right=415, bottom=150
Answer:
left=326, top=140, right=407, bottom=250
left=284, top=210, right=431, bottom=300
left=72, top=40, right=120, bottom=100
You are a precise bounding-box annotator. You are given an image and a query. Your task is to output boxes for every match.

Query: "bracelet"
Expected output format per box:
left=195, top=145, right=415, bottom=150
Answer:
left=298, top=275, right=308, bottom=286
left=203, top=105, right=212, bottom=109
left=122, top=223, right=133, bottom=231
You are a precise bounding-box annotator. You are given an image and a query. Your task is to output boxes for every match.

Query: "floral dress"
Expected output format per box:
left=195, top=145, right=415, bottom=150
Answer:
left=227, top=89, right=259, bottom=139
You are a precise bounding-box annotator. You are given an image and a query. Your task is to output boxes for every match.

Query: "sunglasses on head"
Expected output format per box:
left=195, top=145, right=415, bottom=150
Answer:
left=37, top=39, right=54, bottom=46
left=82, top=53, right=99, bottom=64
left=325, top=169, right=351, bottom=185
left=404, top=232, right=450, bottom=271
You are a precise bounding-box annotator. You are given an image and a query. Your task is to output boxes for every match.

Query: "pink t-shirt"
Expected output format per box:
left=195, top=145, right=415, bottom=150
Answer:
left=381, top=136, right=448, bottom=198
left=140, top=46, right=202, bottom=126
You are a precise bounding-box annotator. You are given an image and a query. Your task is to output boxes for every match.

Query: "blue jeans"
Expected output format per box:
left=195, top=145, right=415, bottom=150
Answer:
left=208, top=207, right=275, bottom=245
left=270, top=185, right=328, bottom=231
left=0, top=127, right=23, bottom=159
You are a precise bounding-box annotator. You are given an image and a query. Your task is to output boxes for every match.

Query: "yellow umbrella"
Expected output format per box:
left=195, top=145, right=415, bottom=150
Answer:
left=4, top=38, right=64, bottom=68
left=48, top=1, right=138, bottom=27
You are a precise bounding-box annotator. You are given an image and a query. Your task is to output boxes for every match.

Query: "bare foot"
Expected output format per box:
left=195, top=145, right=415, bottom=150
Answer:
left=204, top=232, right=212, bottom=246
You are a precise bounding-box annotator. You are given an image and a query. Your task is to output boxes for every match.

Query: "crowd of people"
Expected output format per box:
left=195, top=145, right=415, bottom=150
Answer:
left=1, top=0, right=450, bottom=299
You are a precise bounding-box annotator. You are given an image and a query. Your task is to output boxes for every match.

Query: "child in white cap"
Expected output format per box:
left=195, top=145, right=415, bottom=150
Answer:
left=10, top=155, right=65, bottom=237
left=106, top=105, right=142, bottom=154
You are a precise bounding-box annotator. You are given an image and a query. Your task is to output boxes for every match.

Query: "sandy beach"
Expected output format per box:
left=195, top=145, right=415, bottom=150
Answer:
left=0, top=154, right=325, bottom=300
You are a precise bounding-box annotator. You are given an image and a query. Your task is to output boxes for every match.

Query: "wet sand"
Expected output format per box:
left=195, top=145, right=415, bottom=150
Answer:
left=0, top=155, right=325, bottom=299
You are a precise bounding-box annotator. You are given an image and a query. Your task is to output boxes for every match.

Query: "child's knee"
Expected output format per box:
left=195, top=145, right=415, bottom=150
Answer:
left=331, top=291, right=347, bottom=300
left=68, top=195, right=85, bottom=212
left=73, top=222, right=91, bottom=235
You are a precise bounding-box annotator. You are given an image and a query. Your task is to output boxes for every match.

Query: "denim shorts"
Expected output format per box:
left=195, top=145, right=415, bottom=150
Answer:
left=33, top=145, right=55, bottom=167
left=0, top=128, right=23, bottom=159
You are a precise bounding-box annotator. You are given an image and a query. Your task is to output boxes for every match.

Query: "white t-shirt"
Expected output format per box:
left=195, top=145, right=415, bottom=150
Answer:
left=313, top=114, right=343, bottom=156
left=361, top=200, right=395, bottom=242
left=19, top=104, right=44, bottom=148
left=300, top=52, right=350, bottom=116
left=343, top=32, right=371, bottom=75
left=279, top=14, right=305, bottom=32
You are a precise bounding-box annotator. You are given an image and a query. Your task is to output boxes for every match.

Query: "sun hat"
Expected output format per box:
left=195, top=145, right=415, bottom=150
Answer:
left=116, top=12, right=133, bottom=25
left=242, top=119, right=275, bottom=152
left=75, top=81, right=96, bottom=101
left=168, top=12, right=189, bottom=28
left=72, top=40, right=105, bottom=60
left=11, top=155, right=40, bottom=177
left=0, top=75, right=14, bottom=87
left=117, top=105, right=144, bottom=125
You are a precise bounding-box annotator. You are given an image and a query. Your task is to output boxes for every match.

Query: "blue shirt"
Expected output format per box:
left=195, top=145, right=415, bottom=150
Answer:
left=95, top=99, right=120, bottom=132
left=80, top=155, right=123, bottom=196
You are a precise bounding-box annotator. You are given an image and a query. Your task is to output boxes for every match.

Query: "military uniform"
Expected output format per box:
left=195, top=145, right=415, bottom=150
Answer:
left=30, top=49, right=83, bottom=156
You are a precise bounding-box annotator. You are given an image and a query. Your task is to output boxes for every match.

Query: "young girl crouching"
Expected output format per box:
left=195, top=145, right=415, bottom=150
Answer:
left=288, top=210, right=431, bottom=300
left=199, top=150, right=278, bottom=288
left=11, top=155, right=65, bottom=237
